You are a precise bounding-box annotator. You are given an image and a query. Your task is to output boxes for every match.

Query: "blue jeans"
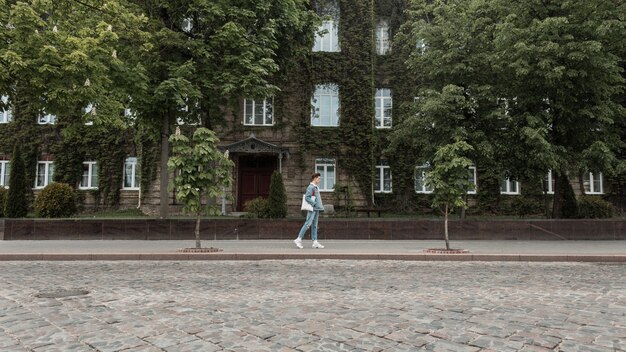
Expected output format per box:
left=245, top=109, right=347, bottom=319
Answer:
left=297, top=210, right=319, bottom=241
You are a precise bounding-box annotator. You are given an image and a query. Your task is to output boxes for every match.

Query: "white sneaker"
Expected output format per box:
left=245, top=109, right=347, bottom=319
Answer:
left=294, top=238, right=303, bottom=249
left=312, top=241, right=324, bottom=249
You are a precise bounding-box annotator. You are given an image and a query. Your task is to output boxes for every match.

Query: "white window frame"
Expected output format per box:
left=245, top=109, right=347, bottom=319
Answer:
left=375, top=162, right=392, bottom=193
left=35, top=161, right=54, bottom=189
left=243, top=98, right=274, bottom=126
left=123, top=157, right=140, bottom=190
left=38, top=110, right=57, bottom=125
left=583, top=171, right=603, bottom=194
left=315, top=158, right=336, bottom=192
left=311, top=84, right=339, bottom=127
left=182, top=17, right=193, bottom=33
left=79, top=161, right=99, bottom=189
left=1, top=95, right=12, bottom=123
left=375, top=88, right=392, bottom=128
left=0, top=160, right=9, bottom=188
left=501, top=177, right=520, bottom=195
left=467, top=166, right=477, bottom=194
left=313, top=20, right=340, bottom=52
left=544, top=170, right=555, bottom=194
left=415, top=164, right=433, bottom=194
left=83, top=103, right=95, bottom=125
left=376, top=20, right=390, bottom=55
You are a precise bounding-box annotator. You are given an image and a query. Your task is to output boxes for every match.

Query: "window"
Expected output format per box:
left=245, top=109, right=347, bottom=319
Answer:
left=416, top=38, right=427, bottom=54
left=35, top=161, right=54, bottom=188
left=311, top=84, right=339, bottom=127
left=544, top=170, right=555, bottom=194
left=467, top=166, right=477, bottom=194
left=38, top=110, right=56, bottom=124
left=583, top=171, right=603, bottom=194
left=415, top=164, right=433, bottom=194
left=501, top=177, right=520, bottom=195
left=376, top=20, right=390, bottom=55
left=0, top=160, right=9, bottom=187
left=375, top=161, right=392, bottom=193
left=313, top=20, right=339, bottom=52
left=375, top=88, right=392, bottom=128
left=83, top=103, right=94, bottom=125
left=244, top=98, right=273, bottom=126
left=79, top=162, right=99, bottom=189
left=182, top=17, right=193, bottom=33
left=123, top=157, right=139, bottom=190
left=1, top=95, right=12, bottom=123
left=315, top=158, right=335, bottom=191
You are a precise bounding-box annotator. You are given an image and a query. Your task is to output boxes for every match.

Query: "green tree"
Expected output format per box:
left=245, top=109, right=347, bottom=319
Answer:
left=131, top=0, right=318, bottom=218
left=0, top=0, right=149, bottom=206
left=168, top=127, right=234, bottom=249
left=493, top=0, right=625, bottom=218
left=394, top=0, right=625, bottom=218
left=5, top=144, right=28, bottom=218
left=427, top=141, right=474, bottom=250
left=266, top=170, right=288, bottom=218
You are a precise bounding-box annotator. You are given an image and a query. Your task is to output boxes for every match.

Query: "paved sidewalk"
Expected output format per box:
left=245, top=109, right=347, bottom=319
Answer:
left=1, top=240, right=625, bottom=261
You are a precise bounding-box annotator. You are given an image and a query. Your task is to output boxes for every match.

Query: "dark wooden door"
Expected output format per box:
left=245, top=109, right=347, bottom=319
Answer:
left=238, top=155, right=277, bottom=211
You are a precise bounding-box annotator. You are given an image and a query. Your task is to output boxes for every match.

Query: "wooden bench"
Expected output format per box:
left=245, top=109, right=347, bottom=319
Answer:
left=355, top=207, right=389, bottom=218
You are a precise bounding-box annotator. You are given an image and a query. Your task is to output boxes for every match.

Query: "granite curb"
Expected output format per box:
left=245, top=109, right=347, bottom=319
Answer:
left=0, top=252, right=624, bottom=262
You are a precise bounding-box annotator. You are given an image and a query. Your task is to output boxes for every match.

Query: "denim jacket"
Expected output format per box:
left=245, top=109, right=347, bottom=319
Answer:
left=304, top=183, right=324, bottom=211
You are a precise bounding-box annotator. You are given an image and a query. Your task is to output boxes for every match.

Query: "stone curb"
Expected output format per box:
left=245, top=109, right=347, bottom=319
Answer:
left=0, top=253, right=624, bottom=262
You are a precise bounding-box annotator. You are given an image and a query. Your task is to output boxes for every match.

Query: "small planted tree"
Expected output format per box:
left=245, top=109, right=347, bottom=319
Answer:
left=427, top=140, right=474, bottom=250
left=168, top=127, right=234, bottom=249
left=266, top=171, right=288, bottom=218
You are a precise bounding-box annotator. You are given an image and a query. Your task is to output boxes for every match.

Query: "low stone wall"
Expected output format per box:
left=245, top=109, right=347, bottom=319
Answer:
left=0, top=218, right=624, bottom=241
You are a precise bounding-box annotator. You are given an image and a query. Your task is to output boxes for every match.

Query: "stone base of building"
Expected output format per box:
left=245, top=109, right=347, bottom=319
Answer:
left=1, top=218, right=624, bottom=241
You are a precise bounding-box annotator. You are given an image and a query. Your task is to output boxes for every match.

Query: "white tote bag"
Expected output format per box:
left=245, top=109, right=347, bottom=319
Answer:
left=301, top=194, right=315, bottom=211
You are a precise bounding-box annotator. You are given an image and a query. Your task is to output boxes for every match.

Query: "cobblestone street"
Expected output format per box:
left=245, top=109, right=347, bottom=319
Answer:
left=0, top=261, right=624, bottom=351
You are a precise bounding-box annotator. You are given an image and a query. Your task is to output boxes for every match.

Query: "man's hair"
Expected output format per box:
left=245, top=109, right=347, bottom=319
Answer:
left=311, top=172, right=321, bottom=181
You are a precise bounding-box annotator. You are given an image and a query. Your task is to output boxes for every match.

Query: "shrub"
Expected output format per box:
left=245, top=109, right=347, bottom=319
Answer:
left=5, top=144, right=29, bottom=218
left=511, top=196, right=543, bottom=218
left=578, top=196, right=614, bottom=219
left=0, top=187, right=6, bottom=217
left=34, top=183, right=78, bottom=218
left=266, top=171, right=287, bottom=218
left=244, top=197, right=268, bottom=218
left=560, top=177, right=579, bottom=219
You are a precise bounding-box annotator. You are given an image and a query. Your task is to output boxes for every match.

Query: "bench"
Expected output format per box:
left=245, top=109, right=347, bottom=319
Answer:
left=355, top=207, right=389, bottom=218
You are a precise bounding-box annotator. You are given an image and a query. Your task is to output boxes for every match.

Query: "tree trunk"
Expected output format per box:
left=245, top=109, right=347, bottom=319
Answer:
left=444, top=203, right=450, bottom=250
left=159, top=113, right=169, bottom=218
left=195, top=213, right=201, bottom=249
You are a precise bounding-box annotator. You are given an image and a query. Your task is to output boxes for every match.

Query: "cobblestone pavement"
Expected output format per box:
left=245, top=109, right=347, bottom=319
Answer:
left=0, top=261, right=624, bottom=352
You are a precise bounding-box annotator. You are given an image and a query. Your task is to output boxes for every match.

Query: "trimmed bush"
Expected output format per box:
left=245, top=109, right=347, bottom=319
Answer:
left=5, top=144, right=29, bottom=218
left=560, top=176, right=579, bottom=219
left=244, top=197, right=268, bottom=218
left=578, top=196, right=614, bottom=219
left=266, top=171, right=288, bottom=218
left=511, top=196, right=542, bottom=218
left=0, top=187, right=6, bottom=217
left=34, top=183, right=78, bottom=218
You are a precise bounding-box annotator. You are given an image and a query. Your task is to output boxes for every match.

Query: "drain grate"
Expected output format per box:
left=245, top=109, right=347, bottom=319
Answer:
left=35, top=289, right=90, bottom=299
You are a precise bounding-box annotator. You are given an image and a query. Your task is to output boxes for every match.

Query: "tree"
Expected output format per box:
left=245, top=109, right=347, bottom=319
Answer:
left=0, top=0, right=150, bottom=207
left=393, top=0, right=625, bottom=218
left=168, top=127, right=234, bottom=249
left=130, top=0, right=318, bottom=218
left=427, top=141, right=474, bottom=250
left=5, top=144, right=28, bottom=218
left=266, top=170, right=288, bottom=218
